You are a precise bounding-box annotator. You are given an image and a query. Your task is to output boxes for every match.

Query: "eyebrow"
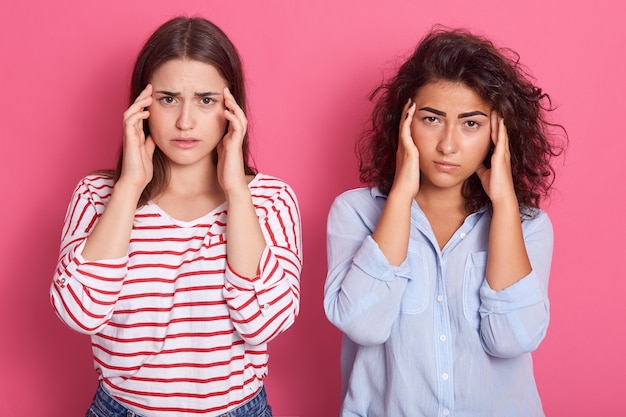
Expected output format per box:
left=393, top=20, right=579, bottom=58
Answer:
left=154, top=90, right=221, bottom=97
left=419, top=107, right=488, bottom=119
left=458, top=111, right=488, bottom=118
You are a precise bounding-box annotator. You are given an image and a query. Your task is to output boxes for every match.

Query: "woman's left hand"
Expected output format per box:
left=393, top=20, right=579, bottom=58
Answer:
left=217, top=87, right=249, bottom=194
left=476, top=112, right=517, bottom=206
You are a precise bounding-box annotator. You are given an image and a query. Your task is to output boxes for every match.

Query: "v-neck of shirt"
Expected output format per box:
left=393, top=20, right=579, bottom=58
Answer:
left=144, top=173, right=262, bottom=227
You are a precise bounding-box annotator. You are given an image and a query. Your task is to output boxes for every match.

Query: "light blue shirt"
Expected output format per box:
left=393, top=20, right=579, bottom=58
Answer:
left=324, top=187, right=552, bottom=417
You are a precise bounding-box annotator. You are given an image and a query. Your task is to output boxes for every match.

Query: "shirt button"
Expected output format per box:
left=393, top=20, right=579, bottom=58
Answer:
left=460, top=232, right=467, bottom=239
left=442, top=373, right=449, bottom=381
left=437, top=295, right=444, bottom=302
left=59, top=278, right=66, bottom=285
left=263, top=303, right=270, bottom=310
left=443, top=409, right=450, bottom=416
left=439, top=334, right=446, bottom=342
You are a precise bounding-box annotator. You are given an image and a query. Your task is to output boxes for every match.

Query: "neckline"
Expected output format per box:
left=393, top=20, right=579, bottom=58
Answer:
left=146, top=173, right=263, bottom=227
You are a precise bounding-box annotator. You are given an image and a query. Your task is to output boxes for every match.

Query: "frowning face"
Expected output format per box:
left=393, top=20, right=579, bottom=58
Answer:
left=410, top=80, right=492, bottom=193
left=147, top=58, right=228, bottom=169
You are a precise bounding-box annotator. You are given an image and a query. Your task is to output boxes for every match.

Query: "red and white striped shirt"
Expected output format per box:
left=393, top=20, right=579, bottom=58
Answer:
left=50, top=173, right=302, bottom=416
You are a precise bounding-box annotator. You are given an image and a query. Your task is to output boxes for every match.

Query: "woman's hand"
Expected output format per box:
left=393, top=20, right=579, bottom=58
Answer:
left=217, top=87, right=248, bottom=195
left=389, top=99, right=420, bottom=200
left=476, top=112, right=517, bottom=207
left=119, top=84, right=156, bottom=192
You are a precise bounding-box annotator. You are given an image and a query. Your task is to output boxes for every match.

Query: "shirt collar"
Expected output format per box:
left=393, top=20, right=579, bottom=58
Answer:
left=370, top=186, right=489, bottom=215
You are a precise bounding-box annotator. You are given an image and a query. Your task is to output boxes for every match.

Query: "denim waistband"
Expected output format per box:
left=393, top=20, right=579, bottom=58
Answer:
left=218, top=385, right=270, bottom=417
left=90, top=383, right=269, bottom=417
left=91, top=384, right=146, bottom=417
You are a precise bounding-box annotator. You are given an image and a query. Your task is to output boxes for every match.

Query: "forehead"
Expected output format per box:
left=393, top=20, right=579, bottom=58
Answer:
left=150, top=58, right=227, bottom=88
left=414, top=81, right=490, bottom=111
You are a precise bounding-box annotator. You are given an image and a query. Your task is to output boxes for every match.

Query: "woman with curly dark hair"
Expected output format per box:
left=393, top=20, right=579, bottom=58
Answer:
left=324, top=27, right=565, bottom=417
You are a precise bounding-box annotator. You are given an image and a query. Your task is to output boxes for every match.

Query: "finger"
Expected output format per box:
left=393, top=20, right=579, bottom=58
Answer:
left=223, top=87, right=248, bottom=129
left=124, top=107, right=150, bottom=131
left=498, top=118, right=509, bottom=151
left=124, top=95, right=152, bottom=124
left=399, top=98, right=416, bottom=148
left=124, top=84, right=153, bottom=114
left=144, top=135, right=156, bottom=158
left=137, top=84, right=153, bottom=101
left=490, top=110, right=498, bottom=146
left=476, top=161, right=488, bottom=174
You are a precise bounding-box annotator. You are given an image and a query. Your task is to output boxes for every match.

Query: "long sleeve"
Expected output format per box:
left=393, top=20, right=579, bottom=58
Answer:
left=223, top=178, right=302, bottom=346
left=478, top=210, right=553, bottom=358
left=50, top=176, right=127, bottom=334
left=324, top=190, right=414, bottom=346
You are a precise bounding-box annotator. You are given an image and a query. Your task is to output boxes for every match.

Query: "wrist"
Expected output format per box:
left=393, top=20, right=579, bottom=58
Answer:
left=113, top=179, right=145, bottom=202
left=223, top=184, right=251, bottom=202
left=387, top=186, right=417, bottom=206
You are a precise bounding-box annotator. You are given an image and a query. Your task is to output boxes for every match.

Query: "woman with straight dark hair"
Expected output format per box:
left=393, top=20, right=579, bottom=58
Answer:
left=324, top=27, right=565, bottom=416
left=51, top=16, right=302, bottom=417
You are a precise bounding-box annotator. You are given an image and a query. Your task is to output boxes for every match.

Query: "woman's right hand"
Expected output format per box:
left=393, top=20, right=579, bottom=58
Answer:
left=390, top=98, right=420, bottom=200
left=119, top=84, right=156, bottom=191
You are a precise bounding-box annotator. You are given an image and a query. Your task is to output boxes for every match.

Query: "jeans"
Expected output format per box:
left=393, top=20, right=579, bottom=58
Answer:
left=86, top=383, right=273, bottom=417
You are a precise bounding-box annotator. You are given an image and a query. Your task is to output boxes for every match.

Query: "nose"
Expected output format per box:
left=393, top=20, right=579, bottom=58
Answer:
left=176, top=102, right=195, bottom=131
left=436, top=126, right=459, bottom=155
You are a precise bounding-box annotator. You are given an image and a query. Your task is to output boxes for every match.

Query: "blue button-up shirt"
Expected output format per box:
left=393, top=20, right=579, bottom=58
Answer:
left=324, top=187, right=552, bottom=417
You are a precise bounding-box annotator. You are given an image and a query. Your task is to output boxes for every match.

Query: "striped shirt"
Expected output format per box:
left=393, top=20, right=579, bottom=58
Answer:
left=50, top=173, right=302, bottom=417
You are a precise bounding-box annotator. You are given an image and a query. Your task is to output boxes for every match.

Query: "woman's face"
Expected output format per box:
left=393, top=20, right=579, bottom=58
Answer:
left=147, top=58, right=228, bottom=169
left=410, top=80, right=492, bottom=194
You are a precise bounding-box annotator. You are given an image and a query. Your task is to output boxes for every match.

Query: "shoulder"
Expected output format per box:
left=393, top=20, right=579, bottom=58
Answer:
left=521, top=207, right=553, bottom=234
left=249, top=173, right=299, bottom=206
left=327, top=187, right=385, bottom=233
left=72, top=173, right=116, bottom=202
left=333, top=187, right=383, bottom=211
left=328, top=187, right=385, bottom=229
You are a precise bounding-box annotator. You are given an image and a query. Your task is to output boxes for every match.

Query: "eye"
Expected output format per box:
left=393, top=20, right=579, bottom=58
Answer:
left=423, top=116, right=439, bottom=124
left=201, top=97, right=215, bottom=105
left=465, top=120, right=480, bottom=128
left=159, top=96, right=176, bottom=104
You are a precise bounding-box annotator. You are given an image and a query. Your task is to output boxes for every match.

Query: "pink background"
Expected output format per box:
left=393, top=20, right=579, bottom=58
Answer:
left=1, top=0, right=623, bottom=416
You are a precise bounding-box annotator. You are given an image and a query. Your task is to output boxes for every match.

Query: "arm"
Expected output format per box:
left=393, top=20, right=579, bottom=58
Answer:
left=222, top=180, right=302, bottom=345
left=50, top=177, right=131, bottom=334
left=373, top=99, right=419, bottom=265
left=218, top=88, right=302, bottom=345
left=324, top=100, right=419, bottom=346
left=218, top=87, right=266, bottom=277
left=478, top=211, right=553, bottom=357
left=476, top=114, right=551, bottom=356
left=50, top=85, right=155, bottom=334
left=324, top=195, right=414, bottom=346
left=476, top=114, right=531, bottom=291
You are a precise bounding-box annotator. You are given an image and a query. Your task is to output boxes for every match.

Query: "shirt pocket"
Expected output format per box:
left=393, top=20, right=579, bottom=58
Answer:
left=463, top=251, right=487, bottom=328
left=400, top=250, right=429, bottom=314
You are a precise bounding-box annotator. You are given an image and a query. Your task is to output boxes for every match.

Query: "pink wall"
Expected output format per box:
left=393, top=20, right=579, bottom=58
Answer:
left=1, top=0, right=623, bottom=415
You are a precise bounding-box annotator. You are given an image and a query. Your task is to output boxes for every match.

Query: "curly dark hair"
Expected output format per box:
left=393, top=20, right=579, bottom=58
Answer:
left=358, top=26, right=566, bottom=213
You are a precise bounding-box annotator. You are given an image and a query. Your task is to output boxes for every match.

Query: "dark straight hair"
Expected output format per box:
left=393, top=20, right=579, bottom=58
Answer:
left=109, top=16, right=256, bottom=206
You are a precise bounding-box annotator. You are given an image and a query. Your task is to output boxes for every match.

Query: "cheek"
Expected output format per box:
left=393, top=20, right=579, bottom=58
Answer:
left=206, top=110, right=228, bottom=132
left=473, top=135, right=493, bottom=164
left=147, top=106, right=165, bottom=127
left=146, top=115, right=164, bottom=141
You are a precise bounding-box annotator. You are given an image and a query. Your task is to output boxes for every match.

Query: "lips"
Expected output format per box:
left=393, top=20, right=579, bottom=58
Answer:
left=433, top=161, right=460, bottom=172
left=171, top=137, right=200, bottom=149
